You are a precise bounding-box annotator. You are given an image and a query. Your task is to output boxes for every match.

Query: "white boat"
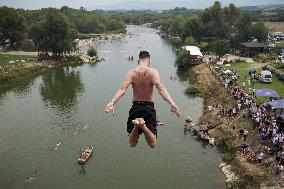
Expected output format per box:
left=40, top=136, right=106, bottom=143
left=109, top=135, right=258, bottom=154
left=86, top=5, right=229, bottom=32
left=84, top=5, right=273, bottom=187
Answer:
left=78, top=147, right=94, bottom=164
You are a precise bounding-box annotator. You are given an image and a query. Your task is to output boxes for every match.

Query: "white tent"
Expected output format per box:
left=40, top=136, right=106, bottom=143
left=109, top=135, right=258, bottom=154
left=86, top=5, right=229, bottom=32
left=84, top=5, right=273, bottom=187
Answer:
left=223, top=70, right=232, bottom=74
left=216, top=61, right=224, bottom=65
left=184, top=46, right=203, bottom=57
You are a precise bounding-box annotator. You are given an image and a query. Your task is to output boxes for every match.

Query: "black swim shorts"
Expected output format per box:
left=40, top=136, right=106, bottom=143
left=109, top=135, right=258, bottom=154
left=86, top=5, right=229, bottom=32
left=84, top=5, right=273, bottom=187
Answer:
left=127, top=101, right=157, bottom=136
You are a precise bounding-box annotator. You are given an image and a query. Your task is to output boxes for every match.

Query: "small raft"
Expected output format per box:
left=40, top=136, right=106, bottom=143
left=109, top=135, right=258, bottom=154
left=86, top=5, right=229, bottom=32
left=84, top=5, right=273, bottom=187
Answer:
left=78, top=147, right=94, bottom=164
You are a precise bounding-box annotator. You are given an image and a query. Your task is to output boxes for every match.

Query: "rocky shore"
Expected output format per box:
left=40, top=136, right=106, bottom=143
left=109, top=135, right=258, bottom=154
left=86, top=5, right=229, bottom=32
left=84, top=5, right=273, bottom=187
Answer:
left=189, top=64, right=280, bottom=189
left=76, top=32, right=136, bottom=48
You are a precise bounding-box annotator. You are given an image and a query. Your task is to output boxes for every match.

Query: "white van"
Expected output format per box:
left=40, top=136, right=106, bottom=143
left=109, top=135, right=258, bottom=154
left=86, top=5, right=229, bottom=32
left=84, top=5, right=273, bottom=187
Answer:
left=259, top=70, right=272, bottom=83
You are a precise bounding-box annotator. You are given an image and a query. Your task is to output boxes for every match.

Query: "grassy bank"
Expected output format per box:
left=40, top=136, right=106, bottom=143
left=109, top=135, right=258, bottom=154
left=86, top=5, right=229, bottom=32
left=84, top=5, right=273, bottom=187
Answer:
left=0, top=55, right=83, bottom=91
left=190, top=64, right=277, bottom=188
left=0, top=54, right=36, bottom=67
left=272, top=63, right=284, bottom=72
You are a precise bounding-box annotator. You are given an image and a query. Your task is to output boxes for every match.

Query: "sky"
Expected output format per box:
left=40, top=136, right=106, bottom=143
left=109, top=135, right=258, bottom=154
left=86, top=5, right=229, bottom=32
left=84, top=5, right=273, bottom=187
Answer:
left=0, top=0, right=283, bottom=10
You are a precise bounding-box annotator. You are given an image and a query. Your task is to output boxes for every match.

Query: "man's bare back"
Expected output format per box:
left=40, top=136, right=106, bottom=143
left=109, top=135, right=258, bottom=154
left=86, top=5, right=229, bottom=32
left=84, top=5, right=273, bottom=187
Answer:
left=105, top=51, right=180, bottom=148
left=130, top=66, right=155, bottom=102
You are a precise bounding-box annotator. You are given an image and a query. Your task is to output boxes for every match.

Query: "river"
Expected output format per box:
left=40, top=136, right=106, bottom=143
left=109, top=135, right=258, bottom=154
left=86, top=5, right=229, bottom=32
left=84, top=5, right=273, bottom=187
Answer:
left=0, top=25, right=226, bottom=189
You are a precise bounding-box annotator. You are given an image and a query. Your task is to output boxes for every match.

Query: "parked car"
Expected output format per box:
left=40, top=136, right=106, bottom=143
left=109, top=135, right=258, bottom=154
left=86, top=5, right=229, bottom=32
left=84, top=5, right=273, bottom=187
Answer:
left=259, top=70, right=272, bottom=83
left=279, top=74, right=284, bottom=81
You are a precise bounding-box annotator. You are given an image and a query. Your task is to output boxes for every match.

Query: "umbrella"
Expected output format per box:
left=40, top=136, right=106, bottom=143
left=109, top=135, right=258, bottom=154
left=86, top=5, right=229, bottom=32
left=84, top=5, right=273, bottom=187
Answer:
left=255, top=88, right=279, bottom=98
left=267, top=99, right=284, bottom=109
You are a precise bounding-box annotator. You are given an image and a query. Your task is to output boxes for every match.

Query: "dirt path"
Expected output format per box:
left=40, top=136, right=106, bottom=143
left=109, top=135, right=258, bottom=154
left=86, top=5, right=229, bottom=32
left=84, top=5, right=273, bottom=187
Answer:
left=0, top=51, right=38, bottom=56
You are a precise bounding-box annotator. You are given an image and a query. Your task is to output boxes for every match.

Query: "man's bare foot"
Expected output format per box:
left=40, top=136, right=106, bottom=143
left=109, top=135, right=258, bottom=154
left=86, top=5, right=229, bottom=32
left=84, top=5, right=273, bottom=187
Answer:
left=132, top=118, right=145, bottom=129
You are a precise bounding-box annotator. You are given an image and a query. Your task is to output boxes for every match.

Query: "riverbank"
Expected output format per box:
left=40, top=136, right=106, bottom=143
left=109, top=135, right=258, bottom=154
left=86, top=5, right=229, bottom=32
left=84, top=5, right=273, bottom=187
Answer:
left=0, top=55, right=84, bottom=91
left=190, top=64, right=281, bottom=189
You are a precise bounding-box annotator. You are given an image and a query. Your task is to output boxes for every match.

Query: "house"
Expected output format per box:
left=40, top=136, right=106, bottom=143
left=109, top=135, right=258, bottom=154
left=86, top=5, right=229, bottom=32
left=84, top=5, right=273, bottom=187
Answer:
left=184, top=45, right=203, bottom=65
left=240, top=41, right=268, bottom=57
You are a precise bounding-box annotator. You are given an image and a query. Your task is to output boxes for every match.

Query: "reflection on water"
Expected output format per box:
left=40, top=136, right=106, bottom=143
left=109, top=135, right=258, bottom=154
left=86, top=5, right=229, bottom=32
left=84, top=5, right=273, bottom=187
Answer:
left=40, top=66, right=84, bottom=113
left=12, top=80, right=34, bottom=98
left=79, top=164, right=87, bottom=175
left=0, top=90, right=7, bottom=106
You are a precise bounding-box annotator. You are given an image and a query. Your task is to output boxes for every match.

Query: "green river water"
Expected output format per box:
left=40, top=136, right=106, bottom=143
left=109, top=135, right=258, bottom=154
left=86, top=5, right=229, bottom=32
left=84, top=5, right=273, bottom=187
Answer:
left=0, top=25, right=226, bottom=189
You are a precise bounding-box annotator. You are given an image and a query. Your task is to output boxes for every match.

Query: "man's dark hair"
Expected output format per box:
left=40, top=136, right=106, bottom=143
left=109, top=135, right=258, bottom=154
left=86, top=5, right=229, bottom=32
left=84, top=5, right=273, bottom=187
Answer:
left=139, top=51, right=150, bottom=59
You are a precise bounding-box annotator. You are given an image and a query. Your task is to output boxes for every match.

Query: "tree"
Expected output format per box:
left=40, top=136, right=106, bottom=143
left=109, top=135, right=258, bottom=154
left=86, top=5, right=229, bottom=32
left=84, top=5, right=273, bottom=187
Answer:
left=0, top=6, right=27, bottom=47
left=200, top=41, right=209, bottom=51
left=170, top=16, right=186, bottom=36
left=250, top=22, right=268, bottom=42
left=201, top=1, right=230, bottom=39
left=210, top=39, right=231, bottom=57
left=235, top=13, right=252, bottom=43
left=175, top=48, right=191, bottom=71
left=30, top=8, right=78, bottom=57
left=184, top=36, right=196, bottom=46
left=87, top=47, right=97, bottom=57
left=181, top=17, right=202, bottom=41
left=222, top=3, right=241, bottom=26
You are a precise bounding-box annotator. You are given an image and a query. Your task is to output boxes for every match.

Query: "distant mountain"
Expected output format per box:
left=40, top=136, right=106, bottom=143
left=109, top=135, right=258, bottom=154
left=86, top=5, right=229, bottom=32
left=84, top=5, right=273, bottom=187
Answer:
left=89, top=0, right=284, bottom=10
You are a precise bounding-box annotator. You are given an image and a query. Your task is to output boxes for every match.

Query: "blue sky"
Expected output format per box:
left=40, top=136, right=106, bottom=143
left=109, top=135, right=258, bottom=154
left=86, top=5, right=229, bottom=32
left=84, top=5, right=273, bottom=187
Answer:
left=1, top=0, right=283, bottom=10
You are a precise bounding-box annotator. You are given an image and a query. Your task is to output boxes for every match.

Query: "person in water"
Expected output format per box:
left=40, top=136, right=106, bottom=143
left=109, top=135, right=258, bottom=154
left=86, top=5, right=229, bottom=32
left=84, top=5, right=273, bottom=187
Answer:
left=105, top=51, right=180, bottom=148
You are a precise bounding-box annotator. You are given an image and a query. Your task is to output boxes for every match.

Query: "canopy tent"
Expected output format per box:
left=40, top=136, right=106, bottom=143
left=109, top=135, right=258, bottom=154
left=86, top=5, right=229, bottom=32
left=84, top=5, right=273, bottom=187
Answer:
left=267, top=99, right=284, bottom=109
left=216, top=61, right=223, bottom=65
left=184, top=46, right=203, bottom=57
left=224, top=64, right=231, bottom=67
left=255, top=88, right=279, bottom=98
left=223, top=70, right=232, bottom=74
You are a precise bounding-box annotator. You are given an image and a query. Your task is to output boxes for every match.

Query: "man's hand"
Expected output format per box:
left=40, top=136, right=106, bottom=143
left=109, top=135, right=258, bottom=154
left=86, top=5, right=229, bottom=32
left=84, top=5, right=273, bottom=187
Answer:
left=171, top=104, right=181, bottom=117
left=105, top=102, right=115, bottom=116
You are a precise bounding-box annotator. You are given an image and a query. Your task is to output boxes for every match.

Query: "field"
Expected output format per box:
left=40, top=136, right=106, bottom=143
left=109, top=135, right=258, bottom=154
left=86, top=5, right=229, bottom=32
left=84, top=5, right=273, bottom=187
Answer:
left=263, top=22, right=284, bottom=33
left=0, top=54, right=36, bottom=67
left=229, top=62, right=284, bottom=100
left=272, top=62, right=284, bottom=72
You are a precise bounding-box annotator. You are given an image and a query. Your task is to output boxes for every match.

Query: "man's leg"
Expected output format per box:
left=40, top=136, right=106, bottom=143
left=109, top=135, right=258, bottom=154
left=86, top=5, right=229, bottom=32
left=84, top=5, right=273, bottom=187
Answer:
left=129, top=125, right=139, bottom=148
left=132, top=118, right=156, bottom=148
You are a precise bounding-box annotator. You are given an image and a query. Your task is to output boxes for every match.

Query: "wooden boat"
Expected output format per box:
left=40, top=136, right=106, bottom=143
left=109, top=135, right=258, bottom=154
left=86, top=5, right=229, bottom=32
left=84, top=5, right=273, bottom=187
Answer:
left=78, top=147, right=94, bottom=164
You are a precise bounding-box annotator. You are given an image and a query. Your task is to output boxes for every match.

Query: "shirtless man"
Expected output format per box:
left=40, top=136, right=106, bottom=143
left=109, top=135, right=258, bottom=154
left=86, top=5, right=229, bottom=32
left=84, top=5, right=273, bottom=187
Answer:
left=105, top=51, right=180, bottom=148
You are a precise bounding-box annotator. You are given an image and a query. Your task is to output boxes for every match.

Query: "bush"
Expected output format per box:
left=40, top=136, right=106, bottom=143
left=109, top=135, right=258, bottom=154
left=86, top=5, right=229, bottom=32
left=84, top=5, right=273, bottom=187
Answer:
left=175, top=48, right=191, bottom=71
left=210, top=39, right=231, bottom=57
left=184, top=36, right=196, bottom=46
left=87, top=47, right=97, bottom=57
left=252, top=54, right=270, bottom=63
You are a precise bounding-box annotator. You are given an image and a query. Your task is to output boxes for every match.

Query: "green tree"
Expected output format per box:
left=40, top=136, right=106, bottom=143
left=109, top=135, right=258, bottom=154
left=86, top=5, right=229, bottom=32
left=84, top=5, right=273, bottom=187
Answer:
left=222, top=3, right=241, bottom=26
left=184, top=36, right=196, bottom=46
left=200, top=41, right=209, bottom=51
left=210, top=39, right=231, bottom=57
left=235, top=13, right=252, bottom=42
left=0, top=6, right=27, bottom=47
left=30, top=8, right=78, bottom=57
left=170, top=16, right=186, bottom=36
left=175, top=48, right=191, bottom=71
left=250, top=22, right=268, bottom=42
left=181, top=17, right=202, bottom=41
left=87, top=47, right=97, bottom=57
left=201, top=1, right=230, bottom=39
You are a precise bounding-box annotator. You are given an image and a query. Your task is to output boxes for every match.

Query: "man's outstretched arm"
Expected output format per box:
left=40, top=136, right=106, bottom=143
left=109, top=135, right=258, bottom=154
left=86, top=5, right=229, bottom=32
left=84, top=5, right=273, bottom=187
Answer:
left=151, top=69, right=181, bottom=117
left=105, top=71, right=132, bottom=115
